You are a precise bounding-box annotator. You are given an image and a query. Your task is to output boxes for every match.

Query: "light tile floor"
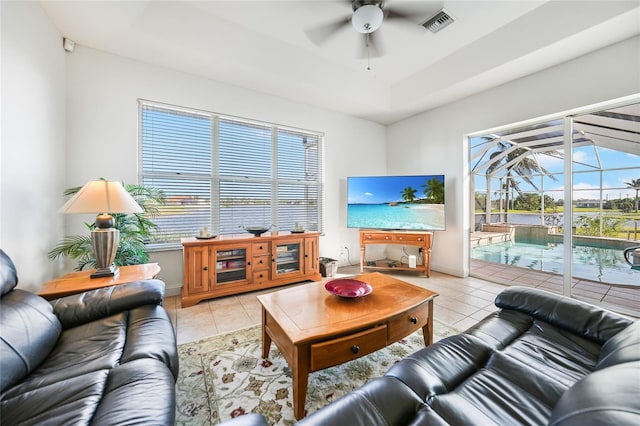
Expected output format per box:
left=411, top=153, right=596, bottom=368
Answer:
left=164, top=266, right=509, bottom=345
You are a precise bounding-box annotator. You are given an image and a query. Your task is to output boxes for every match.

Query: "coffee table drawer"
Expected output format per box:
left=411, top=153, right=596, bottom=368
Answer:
left=310, top=325, right=387, bottom=371
left=387, top=301, right=430, bottom=343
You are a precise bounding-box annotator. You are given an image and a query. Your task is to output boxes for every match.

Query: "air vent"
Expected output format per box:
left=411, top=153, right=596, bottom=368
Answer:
left=422, top=9, right=454, bottom=33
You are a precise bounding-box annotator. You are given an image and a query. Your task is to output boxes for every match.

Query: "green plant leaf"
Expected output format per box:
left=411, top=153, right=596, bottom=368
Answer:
left=49, top=181, right=166, bottom=270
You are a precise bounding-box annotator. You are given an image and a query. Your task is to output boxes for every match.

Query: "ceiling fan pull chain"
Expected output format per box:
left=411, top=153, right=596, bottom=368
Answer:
left=366, top=32, right=371, bottom=71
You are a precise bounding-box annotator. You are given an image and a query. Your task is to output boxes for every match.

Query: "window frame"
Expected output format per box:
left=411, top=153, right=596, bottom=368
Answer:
left=138, top=99, right=324, bottom=250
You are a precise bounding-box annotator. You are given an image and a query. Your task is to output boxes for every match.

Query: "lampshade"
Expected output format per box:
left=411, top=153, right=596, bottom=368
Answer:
left=59, top=180, right=143, bottom=278
left=60, top=180, right=143, bottom=214
left=352, top=4, right=384, bottom=34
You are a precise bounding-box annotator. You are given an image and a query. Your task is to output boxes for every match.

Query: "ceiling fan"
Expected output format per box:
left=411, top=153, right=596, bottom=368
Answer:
left=304, top=1, right=429, bottom=66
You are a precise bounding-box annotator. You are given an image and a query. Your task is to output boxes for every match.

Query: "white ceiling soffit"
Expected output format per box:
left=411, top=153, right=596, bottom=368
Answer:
left=40, top=1, right=640, bottom=125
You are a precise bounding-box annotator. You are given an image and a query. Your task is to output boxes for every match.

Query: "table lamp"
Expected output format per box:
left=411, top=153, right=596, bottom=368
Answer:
left=59, top=180, right=143, bottom=278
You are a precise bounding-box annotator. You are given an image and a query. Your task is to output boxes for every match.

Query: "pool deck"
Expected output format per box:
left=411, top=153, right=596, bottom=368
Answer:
left=471, top=258, right=639, bottom=318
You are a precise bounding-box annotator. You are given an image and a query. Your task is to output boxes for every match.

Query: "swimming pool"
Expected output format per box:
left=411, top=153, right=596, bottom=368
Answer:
left=471, top=241, right=640, bottom=286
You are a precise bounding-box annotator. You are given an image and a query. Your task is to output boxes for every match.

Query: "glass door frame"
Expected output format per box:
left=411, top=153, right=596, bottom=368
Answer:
left=468, top=94, right=640, bottom=308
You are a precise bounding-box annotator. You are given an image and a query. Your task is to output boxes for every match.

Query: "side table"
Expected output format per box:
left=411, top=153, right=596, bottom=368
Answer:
left=38, top=263, right=161, bottom=300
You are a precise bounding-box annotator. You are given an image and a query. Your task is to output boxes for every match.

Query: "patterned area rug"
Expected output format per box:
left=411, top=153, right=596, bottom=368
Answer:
left=176, top=320, right=459, bottom=425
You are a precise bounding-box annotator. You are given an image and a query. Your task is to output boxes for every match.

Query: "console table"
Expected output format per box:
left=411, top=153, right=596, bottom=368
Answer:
left=39, top=263, right=161, bottom=300
left=359, top=230, right=432, bottom=277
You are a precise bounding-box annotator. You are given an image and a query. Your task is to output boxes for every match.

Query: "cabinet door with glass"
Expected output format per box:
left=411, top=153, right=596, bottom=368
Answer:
left=214, top=245, right=250, bottom=286
left=273, top=238, right=304, bottom=278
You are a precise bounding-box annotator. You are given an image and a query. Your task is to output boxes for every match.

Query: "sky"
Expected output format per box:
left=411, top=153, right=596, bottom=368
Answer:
left=348, top=175, right=444, bottom=204
left=473, top=145, right=639, bottom=201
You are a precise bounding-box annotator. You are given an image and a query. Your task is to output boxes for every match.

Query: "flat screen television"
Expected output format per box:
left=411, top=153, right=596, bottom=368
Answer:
left=347, top=174, right=445, bottom=231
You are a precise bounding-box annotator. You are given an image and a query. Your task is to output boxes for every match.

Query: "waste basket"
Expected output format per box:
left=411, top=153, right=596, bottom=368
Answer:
left=319, top=257, right=338, bottom=278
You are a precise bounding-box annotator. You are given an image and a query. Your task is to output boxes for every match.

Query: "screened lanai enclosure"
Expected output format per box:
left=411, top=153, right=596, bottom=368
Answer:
left=470, top=100, right=640, bottom=316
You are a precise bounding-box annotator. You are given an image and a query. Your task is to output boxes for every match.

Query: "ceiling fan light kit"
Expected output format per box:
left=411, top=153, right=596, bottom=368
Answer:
left=352, top=4, right=384, bottom=34
left=306, top=0, right=440, bottom=70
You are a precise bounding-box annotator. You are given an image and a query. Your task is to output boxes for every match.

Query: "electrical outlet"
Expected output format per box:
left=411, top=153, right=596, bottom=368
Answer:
left=339, top=244, right=349, bottom=262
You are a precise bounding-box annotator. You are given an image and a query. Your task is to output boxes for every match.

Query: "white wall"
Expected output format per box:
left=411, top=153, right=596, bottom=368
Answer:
left=5, top=4, right=638, bottom=292
left=0, top=1, right=66, bottom=291
left=387, top=35, right=640, bottom=277
left=65, top=46, right=387, bottom=293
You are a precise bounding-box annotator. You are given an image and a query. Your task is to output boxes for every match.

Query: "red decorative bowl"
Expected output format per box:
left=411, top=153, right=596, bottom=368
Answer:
left=325, top=279, right=373, bottom=298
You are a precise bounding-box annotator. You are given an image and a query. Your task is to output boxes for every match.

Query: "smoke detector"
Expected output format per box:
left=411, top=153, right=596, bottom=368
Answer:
left=422, top=9, right=455, bottom=34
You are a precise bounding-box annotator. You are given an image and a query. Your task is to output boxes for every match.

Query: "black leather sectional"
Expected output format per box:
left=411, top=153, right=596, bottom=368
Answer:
left=0, top=250, right=179, bottom=425
left=297, top=286, right=640, bottom=425
left=224, top=284, right=640, bottom=425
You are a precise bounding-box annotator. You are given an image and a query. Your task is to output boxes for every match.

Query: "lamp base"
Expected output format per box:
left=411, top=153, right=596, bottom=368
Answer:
left=91, top=226, right=120, bottom=279
left=90, top=264, right=120, bottom=278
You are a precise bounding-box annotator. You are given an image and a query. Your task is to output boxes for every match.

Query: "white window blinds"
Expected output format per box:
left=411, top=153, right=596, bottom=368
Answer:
left=139, top=101, right=324, bottom=248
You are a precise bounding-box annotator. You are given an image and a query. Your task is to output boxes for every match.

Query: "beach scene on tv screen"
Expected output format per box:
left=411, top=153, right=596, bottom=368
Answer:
left=348, top=175, right=445, bottom=230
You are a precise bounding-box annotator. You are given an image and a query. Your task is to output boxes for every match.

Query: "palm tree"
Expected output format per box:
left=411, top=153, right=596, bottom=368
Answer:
left=625, top=178, right=640, bottom=213
left=400, top=186, right=417, bottom=203
left=485, top=141, right=557, bottom=222
left=421, top=177, right=445, bottom=204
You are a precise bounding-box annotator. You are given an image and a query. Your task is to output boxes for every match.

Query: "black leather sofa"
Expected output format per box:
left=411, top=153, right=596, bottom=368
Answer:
left=0, top=249, right=179, bottom=425
left=225, top=285, right=640, bottom=425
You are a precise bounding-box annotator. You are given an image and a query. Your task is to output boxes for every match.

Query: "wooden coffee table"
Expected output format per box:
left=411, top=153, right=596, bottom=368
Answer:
left=257, top=272, right=438, bottom=419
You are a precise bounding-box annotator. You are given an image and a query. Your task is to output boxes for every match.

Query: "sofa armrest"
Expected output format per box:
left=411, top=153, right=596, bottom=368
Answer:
left=50, top=279, right=165, bottom=329
left=548, top=361, right=640, bottom=426
left=495, top=286, right=632, bottom=343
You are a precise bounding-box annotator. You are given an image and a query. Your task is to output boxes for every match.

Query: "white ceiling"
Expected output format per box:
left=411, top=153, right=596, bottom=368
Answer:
left=40, top=0, right=640, bottom=125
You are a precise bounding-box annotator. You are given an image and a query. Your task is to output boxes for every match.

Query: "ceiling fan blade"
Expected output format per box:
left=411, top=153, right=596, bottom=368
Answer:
left=384, top=7, right=423, bottom=22
left=384, top=1, right=440, bottom=25
left=383, top=5, right=433, bottom=35
left=304, top=16, right=352, bottom=46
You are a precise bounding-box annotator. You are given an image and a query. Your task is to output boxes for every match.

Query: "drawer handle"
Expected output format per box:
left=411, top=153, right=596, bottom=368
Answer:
left=410, top=316, right=418, bottom=324
left=398, top=237, right=403, bottom=240
left=259, top=274, right=263, bottom=278
left=259, top=260, right=263, bottom=264
left=247, top=261, right=251, bottom=266
left=351, top=345, right=359, bottom=354
left=259, top=245, right=263, bottom=250
left=203, top=266, right=208, bottom=271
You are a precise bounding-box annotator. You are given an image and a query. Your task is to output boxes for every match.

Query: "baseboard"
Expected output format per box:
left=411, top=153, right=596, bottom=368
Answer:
left=430, top=264, right=464, bottom=278
left=165, top=284, right=182, bottom=297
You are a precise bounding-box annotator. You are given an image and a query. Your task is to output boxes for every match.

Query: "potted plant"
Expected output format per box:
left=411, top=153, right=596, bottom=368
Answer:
left=49, top=181, right=165, bottom=271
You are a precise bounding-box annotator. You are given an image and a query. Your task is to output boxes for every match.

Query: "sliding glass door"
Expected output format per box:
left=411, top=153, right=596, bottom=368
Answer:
left=569, top=105, right=640, bottom=313
left=470, top=100, right=640, bottom=316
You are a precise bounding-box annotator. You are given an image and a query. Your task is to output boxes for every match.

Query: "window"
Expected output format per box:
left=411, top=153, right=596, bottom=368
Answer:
left=139, top=101, right=324, bottom=249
